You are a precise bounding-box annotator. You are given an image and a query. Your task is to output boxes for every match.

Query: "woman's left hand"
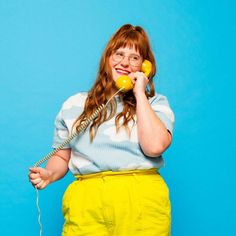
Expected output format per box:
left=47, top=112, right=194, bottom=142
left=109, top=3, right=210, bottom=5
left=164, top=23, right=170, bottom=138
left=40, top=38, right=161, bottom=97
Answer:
left=129, top=72, right=149, bottom=97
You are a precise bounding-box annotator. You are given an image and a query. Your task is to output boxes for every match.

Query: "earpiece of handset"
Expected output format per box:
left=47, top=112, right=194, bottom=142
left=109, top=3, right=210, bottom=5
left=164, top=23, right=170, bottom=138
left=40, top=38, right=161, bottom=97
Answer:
left=115, top=60, right=152, bottom=92
left=141, top=59, right=152, bottom=77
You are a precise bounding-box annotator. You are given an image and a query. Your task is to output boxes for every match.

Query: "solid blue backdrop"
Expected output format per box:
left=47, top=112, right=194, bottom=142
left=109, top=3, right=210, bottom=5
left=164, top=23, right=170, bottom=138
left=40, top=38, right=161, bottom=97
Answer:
left=0, top=0, right=235, bottom=235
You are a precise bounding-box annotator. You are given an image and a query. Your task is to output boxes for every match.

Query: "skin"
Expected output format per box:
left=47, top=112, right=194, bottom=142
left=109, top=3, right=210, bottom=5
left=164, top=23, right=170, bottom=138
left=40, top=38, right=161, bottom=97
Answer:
left=29, top=149, right=71, bottom=189
left=29, top=46, right=172, bottom=190
left=109, top=46, right=172, bottom=157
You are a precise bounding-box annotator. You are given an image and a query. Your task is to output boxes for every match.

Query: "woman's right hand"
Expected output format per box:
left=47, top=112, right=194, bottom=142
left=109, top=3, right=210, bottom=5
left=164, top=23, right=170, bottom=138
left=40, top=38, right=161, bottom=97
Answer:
left=28, top=167, right=53, bottom=190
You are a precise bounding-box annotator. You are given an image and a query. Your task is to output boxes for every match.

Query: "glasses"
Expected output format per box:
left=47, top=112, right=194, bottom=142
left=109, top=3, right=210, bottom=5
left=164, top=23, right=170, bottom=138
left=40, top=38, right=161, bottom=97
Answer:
left=111, top=51, right=142, bottom=67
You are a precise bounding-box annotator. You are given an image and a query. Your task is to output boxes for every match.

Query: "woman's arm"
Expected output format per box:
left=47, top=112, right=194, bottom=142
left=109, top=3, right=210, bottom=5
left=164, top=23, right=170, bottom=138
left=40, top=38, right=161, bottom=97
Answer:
left=135, top=93, right=172, bottom=157
left=131, top=72, right=172, bottom=157
left=29, top=148, right=71, bottom=189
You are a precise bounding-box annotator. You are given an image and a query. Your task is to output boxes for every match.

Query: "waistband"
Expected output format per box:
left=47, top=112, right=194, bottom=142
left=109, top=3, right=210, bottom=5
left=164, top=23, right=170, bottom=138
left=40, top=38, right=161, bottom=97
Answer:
left=74, top=168, right=159, bottom=180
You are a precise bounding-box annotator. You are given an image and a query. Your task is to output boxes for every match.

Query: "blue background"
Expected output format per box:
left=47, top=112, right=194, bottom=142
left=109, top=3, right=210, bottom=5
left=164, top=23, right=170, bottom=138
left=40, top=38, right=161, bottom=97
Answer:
left=0, top=0, right=235, bottom=235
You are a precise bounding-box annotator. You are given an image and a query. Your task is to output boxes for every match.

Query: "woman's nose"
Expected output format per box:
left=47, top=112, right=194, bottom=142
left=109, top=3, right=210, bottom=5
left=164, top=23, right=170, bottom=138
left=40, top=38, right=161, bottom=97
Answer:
left=120, top=56, right=129, bottom=67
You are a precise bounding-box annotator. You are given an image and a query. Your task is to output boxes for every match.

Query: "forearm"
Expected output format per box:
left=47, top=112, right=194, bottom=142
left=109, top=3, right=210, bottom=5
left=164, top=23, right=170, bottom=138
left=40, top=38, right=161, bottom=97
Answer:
left=45, top=155, right=69, bottom=183
left=136, top=93, right=171, bottom=157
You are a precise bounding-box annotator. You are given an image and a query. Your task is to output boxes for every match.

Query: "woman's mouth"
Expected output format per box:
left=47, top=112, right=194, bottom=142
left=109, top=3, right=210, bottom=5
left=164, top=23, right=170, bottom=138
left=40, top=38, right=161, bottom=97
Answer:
left=115, top=68, right=130, bottom=75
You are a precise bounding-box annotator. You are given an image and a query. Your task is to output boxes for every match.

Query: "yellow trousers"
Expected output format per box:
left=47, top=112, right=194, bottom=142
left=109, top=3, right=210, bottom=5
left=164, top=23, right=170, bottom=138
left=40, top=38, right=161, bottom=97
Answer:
left=62, top=169, right=171, bottom=236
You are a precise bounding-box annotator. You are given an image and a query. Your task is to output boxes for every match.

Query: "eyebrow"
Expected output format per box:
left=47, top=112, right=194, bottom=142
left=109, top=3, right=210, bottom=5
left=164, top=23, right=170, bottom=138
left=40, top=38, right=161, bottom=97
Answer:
left=116, top=50, right=141, bottom=57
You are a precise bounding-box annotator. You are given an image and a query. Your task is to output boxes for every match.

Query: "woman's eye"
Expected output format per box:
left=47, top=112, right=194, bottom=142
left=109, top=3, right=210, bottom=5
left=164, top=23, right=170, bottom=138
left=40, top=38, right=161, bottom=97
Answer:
left=116, top=52, right=123, bottom=56
left=131, top=55, right=139, bottom=61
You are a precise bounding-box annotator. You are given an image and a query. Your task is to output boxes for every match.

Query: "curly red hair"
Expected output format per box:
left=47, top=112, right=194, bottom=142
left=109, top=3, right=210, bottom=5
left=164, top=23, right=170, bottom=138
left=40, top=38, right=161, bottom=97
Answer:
left=72, top=24, right=157, bottom=142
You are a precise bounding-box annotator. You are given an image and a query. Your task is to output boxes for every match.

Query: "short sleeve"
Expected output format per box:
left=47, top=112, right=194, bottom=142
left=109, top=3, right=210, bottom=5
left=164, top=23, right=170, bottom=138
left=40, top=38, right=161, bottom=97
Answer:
left=149, top=94, right=175, bottom=135
left=51, top=108, right=71, bottom=149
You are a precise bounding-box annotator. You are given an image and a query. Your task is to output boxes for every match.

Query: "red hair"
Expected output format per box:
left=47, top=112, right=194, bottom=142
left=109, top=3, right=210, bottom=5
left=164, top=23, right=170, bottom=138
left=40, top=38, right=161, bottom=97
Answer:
left=72, top=24, right=157, bottom=142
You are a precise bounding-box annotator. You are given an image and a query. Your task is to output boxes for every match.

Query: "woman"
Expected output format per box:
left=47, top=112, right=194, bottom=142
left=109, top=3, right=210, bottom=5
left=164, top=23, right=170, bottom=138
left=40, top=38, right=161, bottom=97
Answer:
left=29, top=24, right=175, bottom=236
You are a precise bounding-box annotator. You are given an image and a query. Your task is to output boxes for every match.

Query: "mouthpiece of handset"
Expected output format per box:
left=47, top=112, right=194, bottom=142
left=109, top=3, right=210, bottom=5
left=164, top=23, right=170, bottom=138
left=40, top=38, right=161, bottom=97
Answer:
left=115, top=60, right=152, bottom=92
left=115, top=75, right=133, bottom=92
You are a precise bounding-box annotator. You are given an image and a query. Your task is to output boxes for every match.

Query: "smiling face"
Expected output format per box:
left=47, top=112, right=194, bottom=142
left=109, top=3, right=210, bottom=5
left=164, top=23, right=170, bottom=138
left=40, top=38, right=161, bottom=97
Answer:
left=109, top=46, right=143, bottom=82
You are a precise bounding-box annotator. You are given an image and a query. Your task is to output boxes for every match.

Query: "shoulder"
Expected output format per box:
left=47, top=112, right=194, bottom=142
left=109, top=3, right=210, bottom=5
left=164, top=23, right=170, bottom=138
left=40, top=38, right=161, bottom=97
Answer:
left=148, top=92, right=170, bottom=105
left=148, top=92, right=175, bottom=123
left=61, top=92, right=88, bottom=110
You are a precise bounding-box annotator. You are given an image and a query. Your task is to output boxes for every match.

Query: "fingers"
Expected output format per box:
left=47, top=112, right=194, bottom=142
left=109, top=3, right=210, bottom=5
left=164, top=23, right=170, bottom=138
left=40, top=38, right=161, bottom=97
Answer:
left=28, top=173, right=42, bottom=187
left=29, top=167, right=42, bottom=173
left=129, top=72, right=148, bottom=84
left=28, top=167, right=43, bottom=188
left=28, top=167, right=50, bottom=190
left=35, top=180, right=49, bottom=190
left=29, top=172, right=40, bottom=179
left=29, top=176, right=47, bottom=189
left=28, top=167, right=41, bottom=181
left=134, top=71, right=148, bottom=81
left=30, top=177, right=41, bottom=185
left=28, top=167, right=48, bottom=179
left=35, top=181, right=43, bottom=189
left=129, top=72, right=148, bottom=96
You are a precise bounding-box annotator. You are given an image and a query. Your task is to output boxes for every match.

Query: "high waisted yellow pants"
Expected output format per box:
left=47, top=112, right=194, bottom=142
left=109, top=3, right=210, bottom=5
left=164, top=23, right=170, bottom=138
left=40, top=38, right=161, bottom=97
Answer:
left=62, top=169, right=171, bottom=236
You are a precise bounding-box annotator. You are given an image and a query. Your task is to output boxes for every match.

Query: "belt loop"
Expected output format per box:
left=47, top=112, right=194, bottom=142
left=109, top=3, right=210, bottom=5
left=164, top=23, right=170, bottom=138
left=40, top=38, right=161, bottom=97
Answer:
left=101, top=171, right=105, bottom=182
left=76, top=176, right=82, bottom=181
left=132, top=172, right=139, bottom=182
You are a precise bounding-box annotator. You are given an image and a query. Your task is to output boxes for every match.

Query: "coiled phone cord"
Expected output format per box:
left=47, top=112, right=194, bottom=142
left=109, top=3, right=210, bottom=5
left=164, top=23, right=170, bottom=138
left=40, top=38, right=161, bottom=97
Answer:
left=33, top=88, right=123, bottom=236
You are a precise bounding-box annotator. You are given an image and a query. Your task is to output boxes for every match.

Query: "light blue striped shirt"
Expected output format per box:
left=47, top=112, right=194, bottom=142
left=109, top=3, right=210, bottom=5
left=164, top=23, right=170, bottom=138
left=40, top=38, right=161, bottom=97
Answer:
left=52, top=92, right=175, bottom=175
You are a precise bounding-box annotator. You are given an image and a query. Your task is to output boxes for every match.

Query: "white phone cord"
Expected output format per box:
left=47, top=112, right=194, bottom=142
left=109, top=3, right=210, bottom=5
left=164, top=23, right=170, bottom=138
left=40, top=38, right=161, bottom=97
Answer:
left=33, top=88, right=123, bottom=236
left=35, top=187, right=43, bottom=236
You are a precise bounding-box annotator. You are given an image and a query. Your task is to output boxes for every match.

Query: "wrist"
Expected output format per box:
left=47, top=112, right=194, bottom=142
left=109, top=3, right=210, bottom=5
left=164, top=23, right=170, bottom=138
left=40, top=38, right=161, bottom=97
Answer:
left=134, top=91, right=147, bottom=101
left=46, top=169, right=54, bottom=183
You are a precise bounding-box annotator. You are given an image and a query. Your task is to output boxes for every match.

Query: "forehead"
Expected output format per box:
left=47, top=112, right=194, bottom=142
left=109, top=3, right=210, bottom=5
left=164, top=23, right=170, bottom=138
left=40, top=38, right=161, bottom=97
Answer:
left=116, top=45, right=140, bottom=55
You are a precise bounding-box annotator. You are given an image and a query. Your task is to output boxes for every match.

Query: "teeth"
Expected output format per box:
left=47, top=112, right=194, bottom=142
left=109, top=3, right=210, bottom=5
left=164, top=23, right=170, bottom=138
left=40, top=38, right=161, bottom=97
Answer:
left=116, top=69, right=129, bottom=74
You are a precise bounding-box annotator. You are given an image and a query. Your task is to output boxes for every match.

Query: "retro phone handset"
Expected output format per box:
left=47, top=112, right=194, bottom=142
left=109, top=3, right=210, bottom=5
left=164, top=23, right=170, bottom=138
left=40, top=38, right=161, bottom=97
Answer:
left=33, top=60, right=152, bottom=236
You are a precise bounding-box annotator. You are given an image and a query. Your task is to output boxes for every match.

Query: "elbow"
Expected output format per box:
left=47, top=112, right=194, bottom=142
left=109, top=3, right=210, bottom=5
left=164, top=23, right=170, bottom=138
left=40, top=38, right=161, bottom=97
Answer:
left=143, top=145, right=166, bottom=158
left=144, top=133, right=172, bottom=158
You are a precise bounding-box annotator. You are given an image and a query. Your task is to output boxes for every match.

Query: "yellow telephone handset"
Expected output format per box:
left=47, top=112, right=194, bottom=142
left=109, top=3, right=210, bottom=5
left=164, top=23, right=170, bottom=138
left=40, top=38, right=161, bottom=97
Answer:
left=115, top=59, right=152, bottom=92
